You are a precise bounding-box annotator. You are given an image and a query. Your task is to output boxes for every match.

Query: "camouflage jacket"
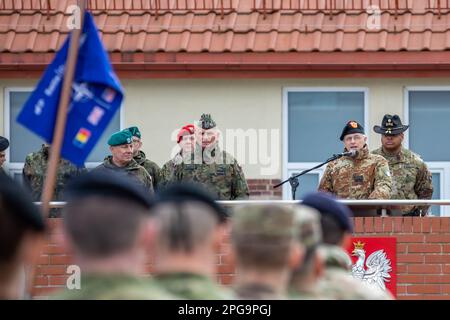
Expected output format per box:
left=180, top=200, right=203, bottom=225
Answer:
left=22, top=144, right=86, bottom=201
left=95, top=156, right=154, bottom=194
left=372, top=147, right=433, bottom=215
left=134, top=150, right=161, bottom=190
left=53, top=273, right=175, bottom=300
left=234, top=283, right=284, bottom=300
left=318, top=145, right=392, bottom=199
left=159, top=144, right=249, bottom=200
left=315, top=245, right=393, bottom=300
left=154, top=272, right=235, bottom=300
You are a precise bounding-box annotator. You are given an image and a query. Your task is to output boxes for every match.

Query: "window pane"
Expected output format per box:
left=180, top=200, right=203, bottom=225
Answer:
left=288, top=91, right=365, bottom=162
left=409, top=91, right=450, bottom=161
left=9, top=91, right=120, bottom=164
left=430, top=172, right=441, bottom=216
left=287, top=171, right=319, bottom=200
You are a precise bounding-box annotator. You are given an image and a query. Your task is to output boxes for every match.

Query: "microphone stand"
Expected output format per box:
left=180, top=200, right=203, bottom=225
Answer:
left=274, top=154, right=343, bottom=200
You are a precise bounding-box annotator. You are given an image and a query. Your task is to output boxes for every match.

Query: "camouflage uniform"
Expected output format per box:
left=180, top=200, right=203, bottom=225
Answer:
left=372, top=147, right=433, bottom=215
left=95, top=156, right=154, bottom=193
left=134, top=150, right=160, bottom=190
left=154, top=272, right=234, bottom=300
left=23, top=144, right=86, bottom=216
left=159, top=144, right=249, bottom=200
left=53, top=274, right=175, bottom=300
left=315, top=245, right=393, bottom=300
left=318, top=145, right=392, bottom=199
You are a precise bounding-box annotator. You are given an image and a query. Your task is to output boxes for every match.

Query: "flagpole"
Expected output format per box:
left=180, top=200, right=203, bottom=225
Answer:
left=40, top=0, right=86, bottom=217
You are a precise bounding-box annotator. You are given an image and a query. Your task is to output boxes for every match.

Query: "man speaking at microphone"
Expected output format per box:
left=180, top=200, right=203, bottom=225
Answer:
left=318, top=120, right=392, bottom=200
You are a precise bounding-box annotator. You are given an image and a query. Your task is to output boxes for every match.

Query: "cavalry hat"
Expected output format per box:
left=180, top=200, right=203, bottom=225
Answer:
left=373, top=114, right=409, bottom=135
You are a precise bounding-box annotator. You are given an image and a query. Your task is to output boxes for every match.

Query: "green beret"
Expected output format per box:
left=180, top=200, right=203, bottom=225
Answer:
left=108, top=130, right=132, bottom=146
left=126, top=126, right=141, bottom=139
left=199, top=114, right=216, bottom=130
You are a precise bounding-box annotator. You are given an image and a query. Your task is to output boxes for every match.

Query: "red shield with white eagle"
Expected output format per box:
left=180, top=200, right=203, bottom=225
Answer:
left=346, top=237, right=397, bottom=297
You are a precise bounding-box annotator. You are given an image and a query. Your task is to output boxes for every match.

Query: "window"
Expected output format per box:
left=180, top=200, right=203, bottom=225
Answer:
left=283, top=88, right=368, bottom=200
left=406, top=88, right=450, bottom=216
left=4, top=88, right=122, bottom=179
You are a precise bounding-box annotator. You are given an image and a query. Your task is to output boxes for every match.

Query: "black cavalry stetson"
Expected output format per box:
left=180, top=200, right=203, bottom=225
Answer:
left=373, top=114, right=409, bottom=135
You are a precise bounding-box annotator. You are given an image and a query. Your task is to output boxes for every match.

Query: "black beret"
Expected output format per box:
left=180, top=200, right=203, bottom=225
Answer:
left=65, top=170, right=154, bottom=211
left=0, top=173, right=45, bottom=231
left=0, top=136, right=9, bottom=152
left=301, top=191, right=353, bottom=233
left=340, top=120, right=364, bottom=141
left=154, top=183, right=228, bottom=223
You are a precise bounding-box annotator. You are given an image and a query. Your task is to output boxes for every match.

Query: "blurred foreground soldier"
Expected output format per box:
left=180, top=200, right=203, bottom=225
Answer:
left=319, top=121, right=391, bottom=200
left=302, top=192, right=393, bottom=300
left=289, top=205, right=325, bottom=299
left=0, top=136, right=9, bottom=175
left=0, top=174, right=45, bottom=299
left=95, top=130, right=153, bottom=193
left=231, top=205, right=301, bottom=300
left=54, top=171, right=173, bottom=299
left=23, top=144, right=86, bottom=217
left=152, top=183, right=234, bottom=299
left=372, top=115, right=433, bottom=216
left=161, top=114, right=249, bottom=199
left=126, top=126, right=161, bottom=190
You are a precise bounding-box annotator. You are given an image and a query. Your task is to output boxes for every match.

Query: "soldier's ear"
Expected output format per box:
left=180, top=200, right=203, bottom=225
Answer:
left=288, top=243, right=304, bottom=270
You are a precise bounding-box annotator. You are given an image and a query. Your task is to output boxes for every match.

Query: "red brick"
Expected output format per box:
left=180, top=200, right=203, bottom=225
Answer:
left=444, top=265, right=450, bottom=273
left=364, top=217, right=374, bottom=233
left=408, top=244, right=441, bottom=253
left=42, top=245, right=66, bottom=255
left=374, top=218, right=383, bottom=232
left=34, top=276, right=48, bottom=286
left=425, top=255, right=450, bottom=264
left=396, top=285, right=407, bottom=294
left=219, top=275, right=235, bottom=285
left=393, top=217, right=403, bottom=232
left=397, top=275, right=424, bottom=284
left=383, top=218, right=393, bottom=233
left=397, top=254, right=424, bottom=264
left=442, top=285, right=450, bottom=293
left=217, top=264, right=235, bottom=274
left=37, top=255, right=49, bottom=265
left=426, top=234, right=450, bottom=243
left=424, top=275, right=450, bottom=283
left=402, top=217, right=413, bottom=233
left=408, top=264, right=441, bottom=274
left=444, top=245, right=450, bottom=253
left=397, top=244, right=407, bottom=254
left=253, top=185, right=267, bottom=191
left=38, top=265, right=68, bottom=276
left=49, top=255, right=73, bottom=265
left=397, top=265, right=408, bottom=274
left=407, top=284, right=441, bottom=294
left=413, top=217, right=422, bottom=233
left=49, top=276, right=68, bottom=286
left=396, top=235, right=425, bottom=243
left=398, top=295, right=423, bottom=300
left=422, top=218, right=431, bottom=233
left=431, top=218, right=441, bottom=232
left=249, top=191, right=261, bottom=196
left=420, top=295, right=450, bottom=300
left=31, top=286, right=59, bottom=297
left=441, top=218, right=450, bottom=233
left=354, top=217, right=364, bottom=233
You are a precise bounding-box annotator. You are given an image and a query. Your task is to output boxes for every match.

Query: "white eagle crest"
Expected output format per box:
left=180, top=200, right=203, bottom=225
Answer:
left=351, top=241, right=392, bottom=291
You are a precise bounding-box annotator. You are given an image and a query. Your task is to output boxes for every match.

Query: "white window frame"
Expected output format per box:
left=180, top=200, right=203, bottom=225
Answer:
left=404, top=86, right=450, bottom=216
left=283, top=87, right=369, bottom=200
left=3, top=87, right=124, bottom=177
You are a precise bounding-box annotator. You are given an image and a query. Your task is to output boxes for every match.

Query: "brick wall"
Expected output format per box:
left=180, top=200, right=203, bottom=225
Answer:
left=247, top=179, right=282, bottom=199
left=32, top=216, right=450, bottom=299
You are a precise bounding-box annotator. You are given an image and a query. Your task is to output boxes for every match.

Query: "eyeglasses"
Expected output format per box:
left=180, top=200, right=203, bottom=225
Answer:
left=344, top=135, right=364, bottom=143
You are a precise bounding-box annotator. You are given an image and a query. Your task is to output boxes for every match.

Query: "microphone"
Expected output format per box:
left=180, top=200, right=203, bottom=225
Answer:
left=333, top=150, right=358, bottom=159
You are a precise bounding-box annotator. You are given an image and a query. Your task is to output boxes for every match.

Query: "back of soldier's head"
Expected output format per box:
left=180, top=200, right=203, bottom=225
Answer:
left=63, top=171, right=154, bottom=258
left=153, top=183, right=228, bottom=254
left=231, top=204, right=297, bottom=271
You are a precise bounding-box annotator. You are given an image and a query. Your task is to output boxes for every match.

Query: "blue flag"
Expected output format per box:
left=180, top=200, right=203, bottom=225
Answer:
left=17, top=12, right=124, bottom=167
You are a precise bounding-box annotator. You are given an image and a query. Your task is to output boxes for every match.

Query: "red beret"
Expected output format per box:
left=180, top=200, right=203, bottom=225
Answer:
left=177, top=124, right=195, bottom=143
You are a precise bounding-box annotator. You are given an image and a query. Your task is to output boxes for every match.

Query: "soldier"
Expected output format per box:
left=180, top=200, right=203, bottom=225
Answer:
left=54, top=171, right=173, bottom=299
left=289, top=205, right=326, bottom=299
left=95, top=130, right=154, bottom=193
left=301, top=192, right=393, bottom=300
left=152, top=183, right=234, bottom=299
left=23, top=144, right=86, bottom=217
left=125, top=126, right=161, bottom=190
left=318, top=120, right=392, bottom=201
left=160, top=114, right=249, bottom=200
left=231, top=204, right=301, bottom=299
left=0, top=173, right=45, bottom=299
left=372, top=115, right=433, bottom=216
left=0, top=136, right=9, bottom=175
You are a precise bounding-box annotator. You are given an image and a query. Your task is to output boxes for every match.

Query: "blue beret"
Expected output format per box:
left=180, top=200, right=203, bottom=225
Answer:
left=0, top=136, right=9, bottom=152
left=126, top=126, right=141, bottom=139
left=65, top=170, right=154, bottom=210
left=301, top=192, right=353, bottom=233
left=0, top=173, right=45, bottom=231
left=108, top=130, right=132, bottom=146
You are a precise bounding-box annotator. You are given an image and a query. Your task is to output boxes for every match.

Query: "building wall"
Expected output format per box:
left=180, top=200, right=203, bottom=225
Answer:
left=32, top=217, right=450, bottom=299
left=2, top=77, right=450, bottom=179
